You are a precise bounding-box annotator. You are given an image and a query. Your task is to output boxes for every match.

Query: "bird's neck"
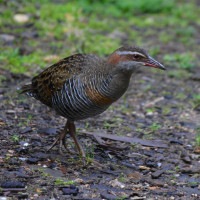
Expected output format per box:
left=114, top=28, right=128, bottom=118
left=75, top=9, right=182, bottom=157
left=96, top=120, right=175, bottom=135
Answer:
left=99, top=70, right=131, bottom=101
left=112, top=72, right=131, bottom=98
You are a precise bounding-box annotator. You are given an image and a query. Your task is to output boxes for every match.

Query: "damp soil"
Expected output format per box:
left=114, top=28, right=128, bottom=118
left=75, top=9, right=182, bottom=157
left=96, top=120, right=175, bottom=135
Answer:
left=0, top=65, right=200, bottom=199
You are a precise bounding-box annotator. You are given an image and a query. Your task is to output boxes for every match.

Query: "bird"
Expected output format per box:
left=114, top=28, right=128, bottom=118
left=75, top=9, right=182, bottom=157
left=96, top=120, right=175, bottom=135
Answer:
left=20, top=45, right=165, bottom=157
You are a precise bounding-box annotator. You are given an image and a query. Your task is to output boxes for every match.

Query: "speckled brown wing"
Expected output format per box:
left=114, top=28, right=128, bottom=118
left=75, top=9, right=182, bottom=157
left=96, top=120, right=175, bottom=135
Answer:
left=29, top=54, right=101, bottom=107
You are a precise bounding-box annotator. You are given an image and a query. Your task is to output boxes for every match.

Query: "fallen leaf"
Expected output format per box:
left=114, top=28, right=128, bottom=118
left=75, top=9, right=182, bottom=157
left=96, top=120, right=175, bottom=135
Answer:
left=139, top=166, right=150, bottom=170
left=149, top=186, right=160, bottom=190
left=128, top=172, right=143, bottom=179
left=109, top=179, right=125, bottom=188
left=194, top=147, right=200, bottom=153
left=74, top=178, right=84, bottom=183
left=60, top=166, right=67, bottom=174
left=36, top=188, right=42, bottom=193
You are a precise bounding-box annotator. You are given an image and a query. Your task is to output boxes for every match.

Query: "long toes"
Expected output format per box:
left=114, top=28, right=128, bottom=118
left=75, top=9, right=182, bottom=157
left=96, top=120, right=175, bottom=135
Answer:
left=80, top=150, right=86, bottom=158
left=58, top=139, right=72, bottom=155
left=47, top=136, right=60, bottom=151
left=58, top=147, right=64, bottom=155
left=62, top=139, right=76, bottom=154
left=78, top=147, right=86, bottom=158
left=58, top=140, right=64, bottom=155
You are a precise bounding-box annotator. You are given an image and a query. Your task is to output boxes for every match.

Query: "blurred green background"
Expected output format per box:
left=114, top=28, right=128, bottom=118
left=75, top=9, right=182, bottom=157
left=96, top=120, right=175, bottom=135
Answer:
left=0, top=0, right=199, bottom=76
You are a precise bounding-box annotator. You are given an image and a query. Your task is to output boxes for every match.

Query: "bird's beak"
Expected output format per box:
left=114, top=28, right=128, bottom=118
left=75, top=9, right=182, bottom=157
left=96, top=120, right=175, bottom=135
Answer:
left=144, top=56, right=166, bottom=70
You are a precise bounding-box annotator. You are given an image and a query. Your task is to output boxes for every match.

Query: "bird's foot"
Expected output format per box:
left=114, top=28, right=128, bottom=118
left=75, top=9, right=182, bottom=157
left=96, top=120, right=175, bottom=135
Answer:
left=47, top=131, right=75, bottom=155
left=47, top=121, right=86, bottom=157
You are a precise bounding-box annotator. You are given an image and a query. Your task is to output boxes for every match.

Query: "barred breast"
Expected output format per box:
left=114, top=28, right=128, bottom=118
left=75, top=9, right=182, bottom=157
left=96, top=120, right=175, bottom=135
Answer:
left=52, top=73, right=115, bottom=121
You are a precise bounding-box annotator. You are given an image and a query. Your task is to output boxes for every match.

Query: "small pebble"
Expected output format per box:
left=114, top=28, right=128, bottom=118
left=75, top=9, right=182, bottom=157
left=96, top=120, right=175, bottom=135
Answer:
left=21, top=127, right=32, bottom=134
left=19, top=141, right=29, bottom=146
left=14, top=14, right=29, bottom=23
left=182, top=156, right=191, bottom=164
left=157, top=162, right=162, bottom=167
left=109, top=180, right=125, bottom=188
left=0, top=34, right=15, bottom=43
left=164, top=94, right=173, bottom=99
left=170, top=139, right=183, bottom=145
left=62, top=185, right=79, bottom=196
left=6, top=110, right=15, bottom=114
left=1, top=181, right=25, bottom=188
left=26, top=157, right=39, bottom=164
left=151, top=170, right=164, bottom=179
left=100, top=192, right=116, bottom=200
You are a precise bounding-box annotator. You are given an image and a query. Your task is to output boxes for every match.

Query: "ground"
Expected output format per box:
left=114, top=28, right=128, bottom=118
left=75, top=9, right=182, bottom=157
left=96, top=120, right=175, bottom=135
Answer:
left=0, top=0, right=200, bottom=199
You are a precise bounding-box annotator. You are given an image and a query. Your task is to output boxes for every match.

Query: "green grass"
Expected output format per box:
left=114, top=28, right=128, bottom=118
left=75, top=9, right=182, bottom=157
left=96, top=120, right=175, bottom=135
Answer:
left=167, top=69, right=189, bottom=79
left=149, top=122, right=161, bottom=132
left=116, top=196, right=128, bottom=200
left=85, top=145, right=95, bottom=163
left=176, top=93, right=187, bottom=100
left=54, top=178, right=74, bottom=186
left=192, top=95, right=200, bottom=110
left=0, top=0, right=199, bottom=73
left=159, top=32, right=174, bottom=43
left=77, top=0, right=175, bottom=17
left=164, top=53, right=195, bottom=70
left=11, top=135, right=19, bottom=142
left=162, top=107, right=171, bottom=115
left=0, top=48, right=46, bottom=73
left=0, top=75, right=6, bottom=84
left=193, top=94, right=200, bottom=102
left=196, top=129, right=200, bottom=147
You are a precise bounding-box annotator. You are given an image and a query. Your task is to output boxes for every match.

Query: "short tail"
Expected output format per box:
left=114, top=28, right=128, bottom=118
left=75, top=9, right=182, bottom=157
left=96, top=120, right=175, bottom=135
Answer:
left=20, top=84, right=33, bottom=94
left=20, top=84, right=38, bottom=98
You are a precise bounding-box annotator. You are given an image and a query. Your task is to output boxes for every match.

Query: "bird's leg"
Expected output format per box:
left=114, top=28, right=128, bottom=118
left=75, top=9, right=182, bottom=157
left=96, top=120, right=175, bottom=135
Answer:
left=58, top=122, right=72, bottom=155
left=47, top=121, right=73, bottom=155
left=68, top=121, right=105, bottom=167
left=67, top=120, right=86, bottom=157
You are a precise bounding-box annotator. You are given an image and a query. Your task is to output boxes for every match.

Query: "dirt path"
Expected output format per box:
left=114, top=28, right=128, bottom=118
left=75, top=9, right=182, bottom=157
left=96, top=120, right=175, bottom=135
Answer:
left=0, top=67, right=200, bottom=199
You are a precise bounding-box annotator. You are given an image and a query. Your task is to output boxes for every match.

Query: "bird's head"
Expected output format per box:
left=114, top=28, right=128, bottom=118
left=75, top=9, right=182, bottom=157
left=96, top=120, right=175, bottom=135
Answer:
left=108, top=45, right=166, bottom=73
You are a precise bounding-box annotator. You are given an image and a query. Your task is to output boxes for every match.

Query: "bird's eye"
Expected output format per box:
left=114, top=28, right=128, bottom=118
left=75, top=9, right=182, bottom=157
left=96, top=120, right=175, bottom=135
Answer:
left=133, top=54, right=140, bottom=59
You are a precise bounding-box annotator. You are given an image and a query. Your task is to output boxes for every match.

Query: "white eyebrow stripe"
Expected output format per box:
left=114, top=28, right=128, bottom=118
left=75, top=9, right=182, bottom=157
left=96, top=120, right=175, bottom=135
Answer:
left=116, top=51, right=145, bottom=57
